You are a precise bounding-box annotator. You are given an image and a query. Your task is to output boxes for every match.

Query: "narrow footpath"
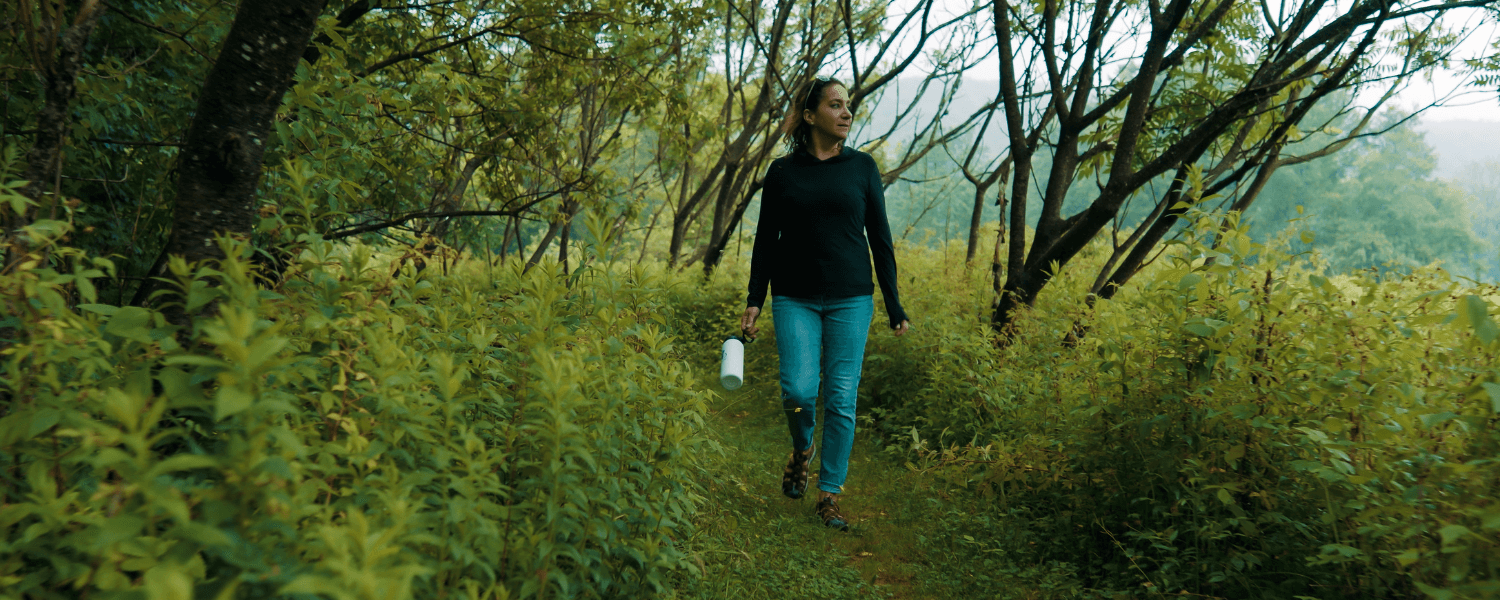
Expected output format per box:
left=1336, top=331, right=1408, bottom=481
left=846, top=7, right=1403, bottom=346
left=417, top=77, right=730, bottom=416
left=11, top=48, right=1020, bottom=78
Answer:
left=675, top=337, right=1051, bottom=599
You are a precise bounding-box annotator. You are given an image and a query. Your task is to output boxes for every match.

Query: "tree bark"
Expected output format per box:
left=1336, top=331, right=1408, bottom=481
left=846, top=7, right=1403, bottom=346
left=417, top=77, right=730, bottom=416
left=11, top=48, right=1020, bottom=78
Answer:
left=523, top=221, right=562, bottom=274
left=425, top=154, right=492, bottom=242
left=523, top=200, right=581, bottom=275
left=162, top=0, right=327, bottom=270
left=701, top=178, right=766, bottom=277
left=990, top=0, right=1037, bottom=337
left=559, top=219, right=572, bottom=276
left=705, top=161, right=741, bottom=258
left=12, top=0, right=106, bottom=232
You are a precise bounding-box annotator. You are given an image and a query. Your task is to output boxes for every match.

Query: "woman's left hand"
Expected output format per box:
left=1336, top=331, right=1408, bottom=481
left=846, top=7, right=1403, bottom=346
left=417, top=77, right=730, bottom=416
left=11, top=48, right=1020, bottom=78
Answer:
left=892, top=320, right=910, bottom=336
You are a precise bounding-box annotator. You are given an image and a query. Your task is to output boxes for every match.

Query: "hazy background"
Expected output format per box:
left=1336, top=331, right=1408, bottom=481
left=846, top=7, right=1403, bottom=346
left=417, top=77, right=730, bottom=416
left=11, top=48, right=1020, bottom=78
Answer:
left=846, top=77, right=1500, bottom=282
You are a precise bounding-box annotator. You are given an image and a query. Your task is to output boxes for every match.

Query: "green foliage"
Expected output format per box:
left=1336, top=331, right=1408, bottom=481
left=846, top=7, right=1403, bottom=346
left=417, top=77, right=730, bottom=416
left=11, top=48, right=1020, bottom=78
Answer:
left=862, top=216, right=1500, bottom=598
left=3, top=0, right=235, bottom=283
left=913, top=507, right=1081, bottom=598
left=0, top=212, right=715, bottom=597
left=1247, top=114, right=1483, bottom=276
left=3, top=0, right=718, bottom=302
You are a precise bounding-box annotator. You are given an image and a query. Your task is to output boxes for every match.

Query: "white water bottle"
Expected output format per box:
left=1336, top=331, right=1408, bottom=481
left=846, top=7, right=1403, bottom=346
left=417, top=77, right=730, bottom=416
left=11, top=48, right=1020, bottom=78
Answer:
left=720, top=336, right=745, bottom=390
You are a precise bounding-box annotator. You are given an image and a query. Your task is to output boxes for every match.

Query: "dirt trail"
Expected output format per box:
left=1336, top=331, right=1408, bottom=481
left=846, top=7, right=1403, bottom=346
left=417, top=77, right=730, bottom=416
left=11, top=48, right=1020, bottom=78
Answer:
left=680, top=348, right=964, bottom=599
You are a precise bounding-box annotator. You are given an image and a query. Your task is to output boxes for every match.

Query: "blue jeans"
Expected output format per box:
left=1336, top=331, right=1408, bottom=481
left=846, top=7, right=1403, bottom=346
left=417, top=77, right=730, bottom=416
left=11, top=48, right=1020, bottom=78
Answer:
left=772, top=294, right=873, bottom=494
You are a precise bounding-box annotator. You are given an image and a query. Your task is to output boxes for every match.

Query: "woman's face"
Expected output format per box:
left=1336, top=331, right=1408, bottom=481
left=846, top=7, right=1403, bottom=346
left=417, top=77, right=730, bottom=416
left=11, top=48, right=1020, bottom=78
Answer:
left=803, top=84, right=852, bottom=144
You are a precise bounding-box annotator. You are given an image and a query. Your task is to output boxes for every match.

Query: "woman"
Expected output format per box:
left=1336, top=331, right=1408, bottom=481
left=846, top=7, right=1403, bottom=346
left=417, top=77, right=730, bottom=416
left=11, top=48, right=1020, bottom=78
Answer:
left=739, top=76, right=910, bottom=531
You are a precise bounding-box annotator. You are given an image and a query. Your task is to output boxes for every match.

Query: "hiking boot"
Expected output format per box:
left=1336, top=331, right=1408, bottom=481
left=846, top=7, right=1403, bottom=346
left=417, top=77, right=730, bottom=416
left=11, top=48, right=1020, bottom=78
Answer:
left=815, top=494, right=850, bottom=531
left=781, top=444, right=815, bottom=499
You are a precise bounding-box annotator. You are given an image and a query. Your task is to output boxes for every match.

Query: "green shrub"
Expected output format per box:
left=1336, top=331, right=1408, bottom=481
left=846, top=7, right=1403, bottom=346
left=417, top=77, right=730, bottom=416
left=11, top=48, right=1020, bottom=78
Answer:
left=862, top=217, right=1500, bottom=598
left=0, top=214, right=713, bottom=598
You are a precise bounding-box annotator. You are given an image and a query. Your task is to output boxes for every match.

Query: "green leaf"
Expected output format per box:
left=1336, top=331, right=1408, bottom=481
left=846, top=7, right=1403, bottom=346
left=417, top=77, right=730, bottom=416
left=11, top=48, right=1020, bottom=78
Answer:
left=144, top=565, right=193, bottom=600
left=1464, top=295, right=1498, bottom=345
left=157, top=368, right=206, bottom=405
left=246, top=336, right=289, bottom=370
left=28, top=408, right=61, bottom=439
left=168, top=522, right=232, bottom=547
left=1438, top=524, right=1474, bottom=546
left=163, top=355, right=230, bottom=368
left=1321, top=543, right=1361, bottom=558
left=78, top=303, right=119, bottom=316
left=1178, top=273, right=1204, bottom=290
left=76, top=275, right=97, bottom=303
left=1482, top=509, right=1500, bottom=532
left=6, top=187, right=33, bottom=215
left=1185, top=322, right=1216, bottom=337
left=146, top=455, right=218, bottom=479
left=215, top=386, right=254, bottom=420
left=105, top=306, right=154, bottom=342
left=257, top=456, right=294, bottom=479
left=278, top=576, right=329, bottom=596
left=100, top=514, right=147, bottom=547
left=1484, top=382, right=1500, bottom=414
left=1414, top=581, right=1454, bottom=600
left=1419, top=412, right=1459, bottom=429
left=26, top=460, right=53, bottom=498
left=1323, top=417, right=1345, bottom=434
left=1224, top=444, right=1244, bottom=466
left=1308, top=275, right=1338, bottom=295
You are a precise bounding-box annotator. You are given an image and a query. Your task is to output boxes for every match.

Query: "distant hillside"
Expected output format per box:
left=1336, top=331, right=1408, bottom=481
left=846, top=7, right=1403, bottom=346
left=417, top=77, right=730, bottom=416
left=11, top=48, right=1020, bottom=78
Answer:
left=1415, top=119, right=1500, bottom=178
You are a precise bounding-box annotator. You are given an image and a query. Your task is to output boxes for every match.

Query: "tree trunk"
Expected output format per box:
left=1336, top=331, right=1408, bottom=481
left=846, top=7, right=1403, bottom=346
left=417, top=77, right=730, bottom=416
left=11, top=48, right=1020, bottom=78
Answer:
left=964, top=184, right=987, bottom=263
left=161, top=0, right=327, bottom=270
left=990, top=0, right=1035, bottom=338
left=559, top=219, right=571, bottom=276
left=704, top=161, right=741, bottom=259
left=523, top=221, right=562, bottom=274
left=702, top=179, right=765, bottom=277
left=638, top=199, right=665, bottom=264
left=425, top=154, right=491, bottom=242
left=523, top=200, right=581, bottom=275
left=498, top=215, right=518, bottom=265
left=11, top=1, right=106, bottom=235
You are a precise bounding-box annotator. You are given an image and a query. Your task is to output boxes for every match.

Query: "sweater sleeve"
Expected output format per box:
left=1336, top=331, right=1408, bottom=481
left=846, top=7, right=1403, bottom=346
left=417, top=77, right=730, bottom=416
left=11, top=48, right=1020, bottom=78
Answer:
left=745, top=164, right=779, bottom=310
left=864, top=157, right=908, bottom=328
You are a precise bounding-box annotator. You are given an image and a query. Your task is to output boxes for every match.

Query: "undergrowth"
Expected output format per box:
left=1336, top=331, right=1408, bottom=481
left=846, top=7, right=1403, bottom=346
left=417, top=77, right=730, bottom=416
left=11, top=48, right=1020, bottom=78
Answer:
left=861, top=216, right=1500, bottom=599
left=5, top=178, right=1496, bottom=600
left=1, top=210, right=713, bottom=599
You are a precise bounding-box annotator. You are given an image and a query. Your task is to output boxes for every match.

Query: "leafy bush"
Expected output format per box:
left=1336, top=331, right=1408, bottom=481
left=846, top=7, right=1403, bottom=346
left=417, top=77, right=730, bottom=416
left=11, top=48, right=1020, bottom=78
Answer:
left=862, top=217, right=1500, bottom=598
left=1, top=211, right=714, bottom=598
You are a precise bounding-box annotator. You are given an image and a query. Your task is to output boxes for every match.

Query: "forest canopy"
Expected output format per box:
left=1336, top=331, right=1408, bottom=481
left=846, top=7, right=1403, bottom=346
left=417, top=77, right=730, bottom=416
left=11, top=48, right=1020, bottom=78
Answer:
left=4, top=0, right=1497, bottom=322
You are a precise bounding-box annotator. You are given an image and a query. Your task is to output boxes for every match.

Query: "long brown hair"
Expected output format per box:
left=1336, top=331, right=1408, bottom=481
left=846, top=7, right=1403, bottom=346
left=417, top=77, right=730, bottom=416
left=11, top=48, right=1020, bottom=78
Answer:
left=784, top=77, right=846, bottom=157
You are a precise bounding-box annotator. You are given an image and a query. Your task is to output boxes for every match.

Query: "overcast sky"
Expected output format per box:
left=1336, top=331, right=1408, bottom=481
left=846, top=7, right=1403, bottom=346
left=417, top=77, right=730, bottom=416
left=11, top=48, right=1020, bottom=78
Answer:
left=884, top=0, right=1500, bottom=122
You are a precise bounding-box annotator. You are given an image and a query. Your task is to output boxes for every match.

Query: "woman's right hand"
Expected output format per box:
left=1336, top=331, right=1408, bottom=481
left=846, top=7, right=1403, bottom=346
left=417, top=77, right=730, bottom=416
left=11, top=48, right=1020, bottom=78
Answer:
left=740, top=307, right=761, bottom=341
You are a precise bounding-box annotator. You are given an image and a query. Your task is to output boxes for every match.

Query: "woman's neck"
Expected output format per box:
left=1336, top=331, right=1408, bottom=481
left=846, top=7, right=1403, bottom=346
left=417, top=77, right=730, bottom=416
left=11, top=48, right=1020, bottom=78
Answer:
left=808, top=132, right=843, bottom=161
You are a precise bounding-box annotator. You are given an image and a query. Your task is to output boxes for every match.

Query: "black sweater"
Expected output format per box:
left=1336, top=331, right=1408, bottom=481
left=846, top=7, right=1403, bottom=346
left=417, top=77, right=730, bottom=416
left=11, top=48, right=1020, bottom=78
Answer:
left=746, top=147, right=908, bottom=328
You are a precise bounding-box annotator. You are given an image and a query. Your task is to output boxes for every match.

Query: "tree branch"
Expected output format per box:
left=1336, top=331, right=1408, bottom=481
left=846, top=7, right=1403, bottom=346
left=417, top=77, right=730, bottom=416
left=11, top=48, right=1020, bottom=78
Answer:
left=107, top=3, right=214, bottom=63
